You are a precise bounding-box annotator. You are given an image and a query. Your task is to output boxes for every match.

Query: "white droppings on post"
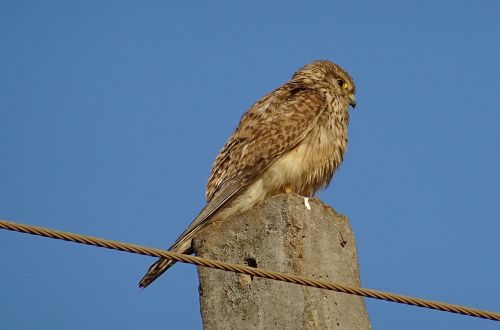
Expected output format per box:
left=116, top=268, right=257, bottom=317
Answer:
left=304, top=197, right=311, bottom=210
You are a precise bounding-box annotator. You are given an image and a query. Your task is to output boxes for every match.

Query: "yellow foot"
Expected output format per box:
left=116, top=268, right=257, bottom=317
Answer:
left=284, top=186, right=293, bottom=193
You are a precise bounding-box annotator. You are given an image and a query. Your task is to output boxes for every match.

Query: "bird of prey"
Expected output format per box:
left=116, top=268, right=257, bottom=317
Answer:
left=139, top=60, right=356, bottom=288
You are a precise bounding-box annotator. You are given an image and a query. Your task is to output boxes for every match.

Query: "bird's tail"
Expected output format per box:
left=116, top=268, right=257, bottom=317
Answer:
left=139, top=257, right=176, bottom=288
left=139, top=237, right=193, bottom=288
left=139, top=192, right=233, bottom=288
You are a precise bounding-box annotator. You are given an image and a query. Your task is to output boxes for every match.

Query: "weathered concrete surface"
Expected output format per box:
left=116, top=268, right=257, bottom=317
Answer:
left=193, top=194, right=370, bottom=330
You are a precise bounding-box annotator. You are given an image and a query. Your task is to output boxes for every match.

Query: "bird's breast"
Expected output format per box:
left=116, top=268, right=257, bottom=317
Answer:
left=262, top=110, right=348, bottom=196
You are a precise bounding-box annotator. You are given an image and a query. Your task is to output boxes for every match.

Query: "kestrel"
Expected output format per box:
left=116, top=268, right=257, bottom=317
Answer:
left=139, top=60, right=356, bottom=288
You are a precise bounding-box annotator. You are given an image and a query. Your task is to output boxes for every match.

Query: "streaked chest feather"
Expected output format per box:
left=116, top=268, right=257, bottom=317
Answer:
left=263, top=108, right=348, bottom=196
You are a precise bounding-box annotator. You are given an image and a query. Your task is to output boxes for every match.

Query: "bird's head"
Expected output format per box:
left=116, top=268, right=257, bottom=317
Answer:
left=292, top=60, right=356, bottom=109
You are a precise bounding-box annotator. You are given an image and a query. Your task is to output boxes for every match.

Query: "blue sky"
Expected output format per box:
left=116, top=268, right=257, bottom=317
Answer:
left=1, top=1, right=499, bottom=329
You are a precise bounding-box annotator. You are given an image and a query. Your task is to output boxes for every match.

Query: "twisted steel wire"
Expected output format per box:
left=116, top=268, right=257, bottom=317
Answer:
left=1, top=219, right=498, bottom=321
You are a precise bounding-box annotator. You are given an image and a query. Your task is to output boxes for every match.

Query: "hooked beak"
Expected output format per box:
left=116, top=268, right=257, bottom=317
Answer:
left=348, top=94, right=357, bottom=109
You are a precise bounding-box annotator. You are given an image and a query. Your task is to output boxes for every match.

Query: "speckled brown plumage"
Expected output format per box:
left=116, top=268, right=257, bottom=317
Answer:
left=139, top=60, right=356, bottom=288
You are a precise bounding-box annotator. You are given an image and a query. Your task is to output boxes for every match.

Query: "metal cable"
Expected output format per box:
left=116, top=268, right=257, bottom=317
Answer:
left=0, top=219, right=498, bottom=321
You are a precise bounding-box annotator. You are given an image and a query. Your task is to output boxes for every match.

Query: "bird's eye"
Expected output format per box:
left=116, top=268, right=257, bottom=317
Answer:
left=337, top=79, right=345, bottom=87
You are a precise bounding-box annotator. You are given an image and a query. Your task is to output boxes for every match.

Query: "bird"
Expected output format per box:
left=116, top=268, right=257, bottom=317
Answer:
left=139, top=60, right=356, bottom=288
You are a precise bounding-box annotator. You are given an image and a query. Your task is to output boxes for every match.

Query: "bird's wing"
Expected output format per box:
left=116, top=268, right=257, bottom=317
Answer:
left=139, top=88, right=327, bottom=287
left=187, top=88, right=327, bottom=231
left=206, top=88, right=327, bottom=200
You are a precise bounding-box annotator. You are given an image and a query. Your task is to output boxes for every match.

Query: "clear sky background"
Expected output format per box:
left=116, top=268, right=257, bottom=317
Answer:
left=1, top=1, right=499, bottom=329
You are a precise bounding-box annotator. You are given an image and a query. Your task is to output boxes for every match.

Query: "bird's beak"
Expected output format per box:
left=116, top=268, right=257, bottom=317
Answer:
left=348, top=94, right=357, bottom=109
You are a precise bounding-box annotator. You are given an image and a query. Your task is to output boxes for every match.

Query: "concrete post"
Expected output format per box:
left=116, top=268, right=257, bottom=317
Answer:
left=193, top=194, right=370, bottom=330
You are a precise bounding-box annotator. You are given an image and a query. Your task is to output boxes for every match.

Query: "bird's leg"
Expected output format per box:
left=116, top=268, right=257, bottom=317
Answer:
left=284, top=185, right=293, bottom=194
